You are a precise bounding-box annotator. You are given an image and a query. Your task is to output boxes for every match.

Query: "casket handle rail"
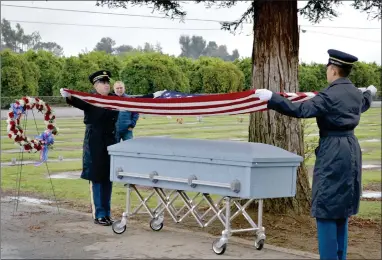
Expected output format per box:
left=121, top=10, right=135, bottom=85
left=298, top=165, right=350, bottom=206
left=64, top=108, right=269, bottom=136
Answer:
left=116, top=169, right=241, bottom=193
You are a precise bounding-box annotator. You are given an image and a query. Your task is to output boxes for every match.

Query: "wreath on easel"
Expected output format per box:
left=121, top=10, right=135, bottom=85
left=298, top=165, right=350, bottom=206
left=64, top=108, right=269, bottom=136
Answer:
left=6, top=96, right=59, bottom=165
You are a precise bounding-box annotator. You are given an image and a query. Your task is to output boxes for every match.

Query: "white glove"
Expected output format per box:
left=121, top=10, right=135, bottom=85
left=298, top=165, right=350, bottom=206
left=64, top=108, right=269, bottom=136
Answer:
left=358, top=87, right=367, bottom=93
left=60, top=88, right=70, bottom=98
left=255, top=89, right=273, bottom=101
left=153, top=89, right=166, bottom=98
left=367, top=85, right=377, bottom=96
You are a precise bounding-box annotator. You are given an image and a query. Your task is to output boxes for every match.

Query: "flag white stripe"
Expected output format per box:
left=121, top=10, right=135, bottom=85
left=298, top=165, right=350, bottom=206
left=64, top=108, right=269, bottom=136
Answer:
left=86, top=97, right=307, bottom=115
left=70, top=92, right=260, bottom=108
left=85, top=99, right=267, bottom=114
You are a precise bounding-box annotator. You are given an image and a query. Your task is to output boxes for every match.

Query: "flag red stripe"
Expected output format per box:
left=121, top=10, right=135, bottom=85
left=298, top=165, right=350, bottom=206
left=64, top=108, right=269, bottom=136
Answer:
left=81, top=96, right=267, bottom=110
left=65, top=88, right=257, bottom=103
left=64, top=88, right=318, bottom=116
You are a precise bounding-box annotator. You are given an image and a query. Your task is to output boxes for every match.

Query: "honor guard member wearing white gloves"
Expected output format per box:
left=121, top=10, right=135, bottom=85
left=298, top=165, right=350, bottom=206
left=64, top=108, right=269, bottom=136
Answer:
left=256, top=49, right=377, bottom=260
left=60, top=70, right=118, bottom=226
left=60, top=70, right=166, bottom=226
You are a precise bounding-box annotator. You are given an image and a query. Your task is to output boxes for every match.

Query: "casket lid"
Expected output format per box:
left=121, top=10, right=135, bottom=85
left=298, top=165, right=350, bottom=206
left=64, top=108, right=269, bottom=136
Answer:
left=108, top=137, right=303, bottom=163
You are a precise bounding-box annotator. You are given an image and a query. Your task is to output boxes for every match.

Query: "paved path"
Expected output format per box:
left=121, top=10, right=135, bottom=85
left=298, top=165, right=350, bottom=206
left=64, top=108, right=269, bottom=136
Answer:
left=1, top=197, right=318, bottom=259
left=1, top=107, right=84, bottom=120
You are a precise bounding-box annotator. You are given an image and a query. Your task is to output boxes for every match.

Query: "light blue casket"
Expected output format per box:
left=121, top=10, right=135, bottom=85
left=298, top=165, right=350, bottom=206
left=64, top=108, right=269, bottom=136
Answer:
left=108, top=137, right=303, bottom=199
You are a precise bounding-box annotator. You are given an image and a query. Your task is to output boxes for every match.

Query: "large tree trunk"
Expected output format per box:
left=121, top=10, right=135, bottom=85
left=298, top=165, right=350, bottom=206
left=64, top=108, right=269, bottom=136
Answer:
left=249, top=0, right=311, bottom=214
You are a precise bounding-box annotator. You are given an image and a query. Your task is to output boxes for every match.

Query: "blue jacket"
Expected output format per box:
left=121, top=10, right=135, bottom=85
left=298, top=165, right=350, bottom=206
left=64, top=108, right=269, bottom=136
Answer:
left=115, top=93, right=139, bottom=133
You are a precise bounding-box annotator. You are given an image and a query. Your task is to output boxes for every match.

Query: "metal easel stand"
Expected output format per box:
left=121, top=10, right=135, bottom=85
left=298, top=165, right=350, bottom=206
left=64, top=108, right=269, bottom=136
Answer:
left=111, top=183, right=266, bottom=255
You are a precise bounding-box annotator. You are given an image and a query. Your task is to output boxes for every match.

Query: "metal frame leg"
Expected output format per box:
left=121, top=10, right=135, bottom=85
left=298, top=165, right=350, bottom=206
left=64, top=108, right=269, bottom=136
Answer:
left=111, top=184, right=132, bottom=234
left=112, top=184, right=267, bottom=254
left=222, top=197, right=231, bottom=243
left=211, top=197, right=230, bottom=255
left=120, top=184, right=131, bottom=227
left=254, top=199, right=266, bottom=250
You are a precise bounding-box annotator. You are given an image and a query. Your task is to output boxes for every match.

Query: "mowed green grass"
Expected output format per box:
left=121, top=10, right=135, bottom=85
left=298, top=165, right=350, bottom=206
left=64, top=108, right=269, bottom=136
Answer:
left=1, top=107, right=380, bottom=220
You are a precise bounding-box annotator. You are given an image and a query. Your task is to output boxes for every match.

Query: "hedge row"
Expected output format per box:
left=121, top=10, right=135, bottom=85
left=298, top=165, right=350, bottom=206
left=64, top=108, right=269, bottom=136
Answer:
left=1, top=49, right=380, bottom=109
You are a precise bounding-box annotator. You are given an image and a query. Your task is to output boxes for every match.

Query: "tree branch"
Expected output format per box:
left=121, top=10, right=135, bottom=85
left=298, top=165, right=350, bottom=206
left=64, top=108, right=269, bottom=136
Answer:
left=220, top=1, right=255, bottom=34
left=96, top=0, right=187, bottom=20
left=351, top=0, right=382, bottom=20
left=298, top=0, right=342, bottom=23
left=196, top=0, right=239, bottom=9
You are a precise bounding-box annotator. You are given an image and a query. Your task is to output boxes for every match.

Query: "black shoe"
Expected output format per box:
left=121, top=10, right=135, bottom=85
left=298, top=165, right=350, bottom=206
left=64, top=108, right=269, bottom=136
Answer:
left=94, top=217, right=111, bottom=226
left=105, top=216, right=114, bottom=224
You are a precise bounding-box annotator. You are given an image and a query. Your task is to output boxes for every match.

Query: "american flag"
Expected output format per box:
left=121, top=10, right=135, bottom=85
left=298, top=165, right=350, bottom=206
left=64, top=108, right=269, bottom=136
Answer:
left=64, top=89, right=317, bottom=116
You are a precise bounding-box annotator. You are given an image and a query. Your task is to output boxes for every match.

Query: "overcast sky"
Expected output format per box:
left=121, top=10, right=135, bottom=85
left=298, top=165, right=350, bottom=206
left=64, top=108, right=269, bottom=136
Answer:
left=1, top=1, right=381, bottom=64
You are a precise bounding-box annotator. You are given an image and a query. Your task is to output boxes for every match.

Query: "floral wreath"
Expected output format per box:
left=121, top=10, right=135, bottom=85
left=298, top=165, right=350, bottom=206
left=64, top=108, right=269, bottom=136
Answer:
left=7, top=96, right=59, bottom=166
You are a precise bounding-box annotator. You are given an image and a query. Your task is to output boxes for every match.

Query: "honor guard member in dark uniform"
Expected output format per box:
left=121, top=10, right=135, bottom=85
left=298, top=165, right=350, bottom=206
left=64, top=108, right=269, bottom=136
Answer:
left=60, top=70, right=119, bottom=226
left=60, top=71, right=167, bottom=226
left=256, top=49, right=377, bottom=260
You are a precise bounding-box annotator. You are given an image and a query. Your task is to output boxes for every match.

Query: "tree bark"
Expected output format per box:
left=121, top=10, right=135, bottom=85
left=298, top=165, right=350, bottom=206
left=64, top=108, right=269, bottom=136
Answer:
left=249, top=0, right=311, bottom=214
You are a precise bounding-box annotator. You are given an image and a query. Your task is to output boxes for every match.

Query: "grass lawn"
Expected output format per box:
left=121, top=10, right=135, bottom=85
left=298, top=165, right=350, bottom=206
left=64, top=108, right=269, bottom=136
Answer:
left=363, top=170, right=382, bottom=184
left=358, top=201, right=381, bottom=220
left=1, top=107, right=381, bottom=221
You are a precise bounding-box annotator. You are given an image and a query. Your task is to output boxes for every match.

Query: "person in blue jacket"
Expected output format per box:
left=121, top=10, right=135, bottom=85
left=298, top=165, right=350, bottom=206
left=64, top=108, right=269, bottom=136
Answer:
left=255, top=49, right=377, bottom=260
left=113, top=81, right=139, bottom=141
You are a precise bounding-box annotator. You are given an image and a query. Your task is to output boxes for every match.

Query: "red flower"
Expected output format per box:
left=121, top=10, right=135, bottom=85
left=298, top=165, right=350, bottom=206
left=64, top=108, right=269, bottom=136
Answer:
left=44, top=114, right=50, bottom=121
left=47, top=124, right=54, bottom=130
left=8, top=112, right=14, bottom=118
left=8, top=134, right=12, bottom=138
left=10, top=121, right=15, bottom=126
left=24, top=145, right=31, bottom=151
left=35, top=98, right=40, bottom=102
left=22, top=97, right=29, bottom=104
left=26, top=104, right=35, bottom=110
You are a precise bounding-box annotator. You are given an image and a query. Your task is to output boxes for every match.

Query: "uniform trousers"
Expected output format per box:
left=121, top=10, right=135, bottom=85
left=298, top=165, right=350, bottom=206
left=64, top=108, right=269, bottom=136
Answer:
left=316, top=218, right=348, bottom=260
left=89, top=181, right=113, bottom=219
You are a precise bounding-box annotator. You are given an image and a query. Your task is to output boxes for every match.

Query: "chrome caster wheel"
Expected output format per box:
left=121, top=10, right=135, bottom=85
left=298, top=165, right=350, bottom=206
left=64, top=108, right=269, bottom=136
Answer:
left=149, top=218, right=164, bottom=231
left=212, top=239, right=226, bottom=255
left=112, top=220, right=126, bottom=234
left=255, top=239, right=264, bottom=250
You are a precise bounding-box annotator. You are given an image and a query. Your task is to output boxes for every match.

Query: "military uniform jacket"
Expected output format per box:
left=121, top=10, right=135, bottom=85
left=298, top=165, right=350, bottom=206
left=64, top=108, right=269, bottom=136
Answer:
left=267, top=78, right=373, bottom=219
left=66, top=91, right=119, bottom=183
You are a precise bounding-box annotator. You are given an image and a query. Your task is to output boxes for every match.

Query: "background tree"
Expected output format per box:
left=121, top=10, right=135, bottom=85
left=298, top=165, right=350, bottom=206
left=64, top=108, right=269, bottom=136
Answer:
left=233, top=57, right=252, bottom=90
left=23, top=50, right=63, bottom=96
left=33, top=42, right=64, bottom=57
left=189, top=57, right=244, bottom=93
left=96, top=0, right=381, bottom=215
left=113, top=41, right=164, bottom=55
left=179, top=34, right=240, bottom=61
left=94, top=37, right=116, bottom=54
left=114, top=44, right=135, bottom=55
left=120, top=52, right=190, bottom=94
left=0, top=49, right=39, bottom=98
left=1, top=19, right=64, bottom=56
left=179, top=35, right=206, bottom=59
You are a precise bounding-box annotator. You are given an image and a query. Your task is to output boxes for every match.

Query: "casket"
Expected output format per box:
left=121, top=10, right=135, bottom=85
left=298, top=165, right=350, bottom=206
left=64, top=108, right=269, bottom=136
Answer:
left=108, top=137, right=303, bottom=199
